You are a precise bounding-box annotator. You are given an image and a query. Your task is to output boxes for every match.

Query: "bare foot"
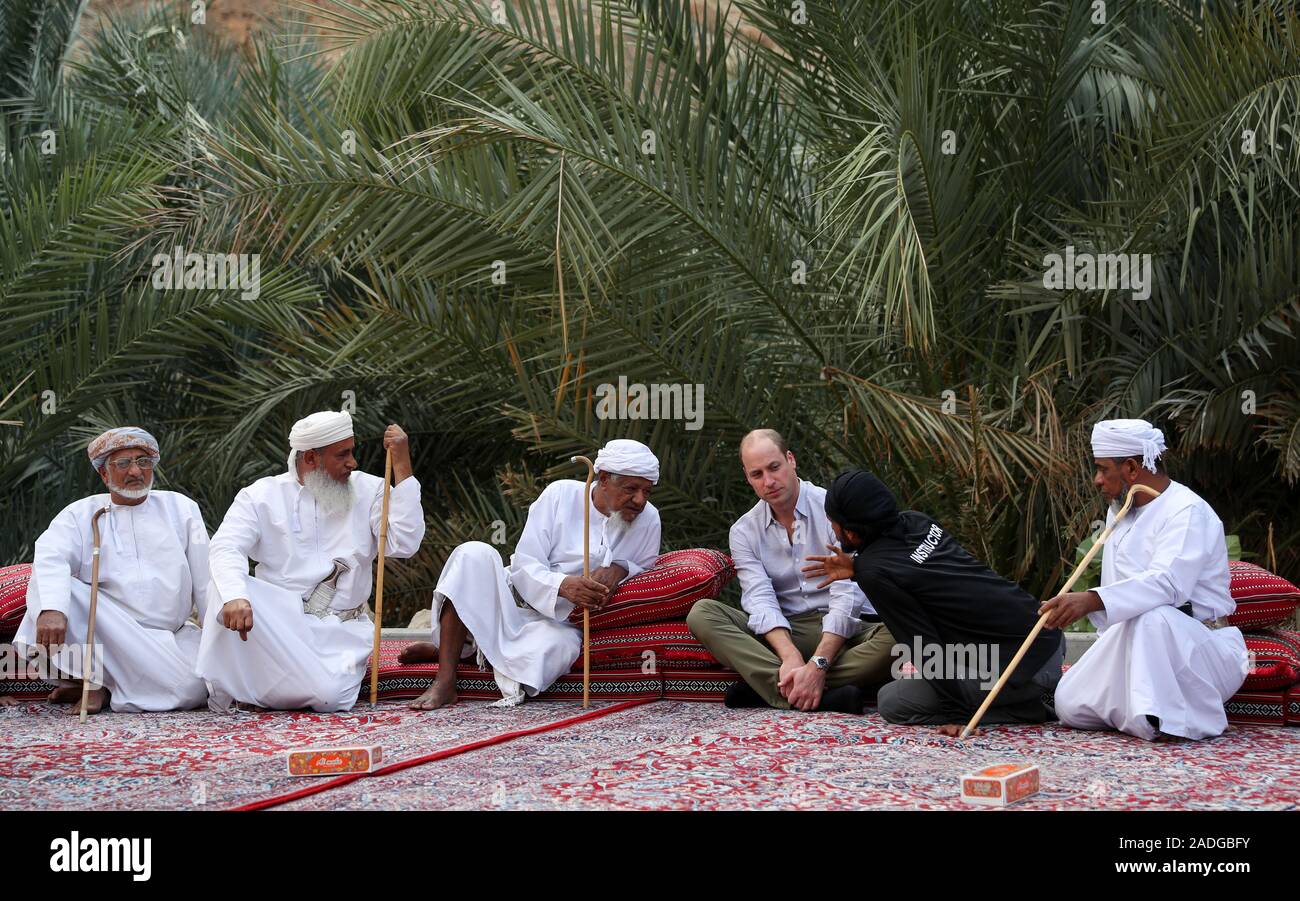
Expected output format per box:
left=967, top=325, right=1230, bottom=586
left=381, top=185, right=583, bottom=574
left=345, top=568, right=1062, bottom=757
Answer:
left=936, top=724, right=978, bottom=738
left=398, top=641, right=439, bottom=665
left=408, top=680, right=457, bottom=710
left=0, top=695, right=18, bottom=707
left=47, top=684, right=80, bottom=704
left=67, top=687, right=110, bottom=715
left=235, top=702, right=270, bottom=713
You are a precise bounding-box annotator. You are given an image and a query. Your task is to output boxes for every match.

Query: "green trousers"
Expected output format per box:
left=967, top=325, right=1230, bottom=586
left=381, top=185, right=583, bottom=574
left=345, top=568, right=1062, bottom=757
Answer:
left=686, top=599, right=896, bottom=709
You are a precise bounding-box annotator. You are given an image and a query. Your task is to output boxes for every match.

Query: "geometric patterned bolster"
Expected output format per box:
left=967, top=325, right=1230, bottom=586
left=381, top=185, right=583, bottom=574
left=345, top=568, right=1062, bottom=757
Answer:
left=571, top=548, right=736, bottom=631
left=0, top=563, right=32, bottom=643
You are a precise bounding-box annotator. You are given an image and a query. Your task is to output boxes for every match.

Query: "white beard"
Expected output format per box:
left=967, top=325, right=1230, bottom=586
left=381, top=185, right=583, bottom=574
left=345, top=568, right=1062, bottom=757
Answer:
left=303, top=467, right=355, bottom=516
left=604, top=508, right=634, bottom=539
left=113, top=473, right=153, bottom=501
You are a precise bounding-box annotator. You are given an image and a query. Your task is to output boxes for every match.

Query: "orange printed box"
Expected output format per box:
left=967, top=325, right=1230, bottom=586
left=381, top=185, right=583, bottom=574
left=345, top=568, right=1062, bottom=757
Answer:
left=960, top=763, right=1040, bottom=807
left=286, top=746, right=383, bottom=777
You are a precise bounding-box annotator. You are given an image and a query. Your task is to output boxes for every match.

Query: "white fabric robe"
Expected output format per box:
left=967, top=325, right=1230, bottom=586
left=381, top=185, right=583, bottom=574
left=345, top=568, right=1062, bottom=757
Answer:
left=13, top=492, right=210, bottom=712
left=1055, top=481, right=1249, bottom=740
left=429, top=480, right=660, bottom=698
left=195, top=470, right=424, bottom=712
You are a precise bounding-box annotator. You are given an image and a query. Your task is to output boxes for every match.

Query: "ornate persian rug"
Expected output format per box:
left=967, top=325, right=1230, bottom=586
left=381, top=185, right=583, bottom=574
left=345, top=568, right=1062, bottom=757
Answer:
left=276, top=701, right=1300, bottom=811
left=5, top=697, right=1298, bottom=811
left=0, top=698, right=625, bottom=810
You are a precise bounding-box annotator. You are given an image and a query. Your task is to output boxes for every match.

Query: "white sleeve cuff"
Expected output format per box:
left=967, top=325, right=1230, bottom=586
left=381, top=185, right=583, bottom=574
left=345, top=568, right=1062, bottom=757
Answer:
left=820, top=612, right=863, bottom=639
left=748, top=610, right=792, bottom=637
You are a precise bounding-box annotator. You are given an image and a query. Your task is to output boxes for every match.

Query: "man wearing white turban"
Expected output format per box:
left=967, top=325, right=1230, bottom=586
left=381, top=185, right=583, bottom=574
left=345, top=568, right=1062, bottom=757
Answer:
left=1040, top=419, right=1249, bottom=740
left=195, top=412, right=425, bottom=712
left=400, top=438, right=662, bottom=709
left=13, top=427, right=210, bottom=714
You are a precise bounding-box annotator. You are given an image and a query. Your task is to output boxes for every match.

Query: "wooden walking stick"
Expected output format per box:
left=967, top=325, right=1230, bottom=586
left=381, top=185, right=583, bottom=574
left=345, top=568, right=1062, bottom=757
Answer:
left=370, top=447, right=393, bottom=707
left=80, top=505, right=111, bottom=723
left=959, top=483, right=1162, bottom=739
left=571, top=454, right=596, bottom=709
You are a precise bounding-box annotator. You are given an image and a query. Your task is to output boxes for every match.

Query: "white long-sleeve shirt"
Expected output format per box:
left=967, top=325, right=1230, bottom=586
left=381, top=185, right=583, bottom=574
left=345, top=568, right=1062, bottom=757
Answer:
left=29, top=491, right=210, bottom=629
left=729, top=480, right=872, bottom=639
left=1090, top=480, right=1235, bottom=630
left=508, top=479, right=661, bottom=622
left=209, top=471, right=424, bottom=612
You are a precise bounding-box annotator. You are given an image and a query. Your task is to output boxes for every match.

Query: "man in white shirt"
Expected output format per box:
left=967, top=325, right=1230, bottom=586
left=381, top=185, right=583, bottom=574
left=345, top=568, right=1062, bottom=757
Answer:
left=687, top=430, right=894, bottom=713
left=14, top=427, right=210, bottom=714
left=195, top=410, right=425, bottom=712
left=400, top=439, right=661, bottom=710
left=1042, top=419, right=1249, bottom=740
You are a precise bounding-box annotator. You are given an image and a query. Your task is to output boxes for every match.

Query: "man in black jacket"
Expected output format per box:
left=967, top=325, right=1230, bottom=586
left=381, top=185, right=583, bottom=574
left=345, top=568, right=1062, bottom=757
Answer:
left=802, top=470, right=1063, bottom=734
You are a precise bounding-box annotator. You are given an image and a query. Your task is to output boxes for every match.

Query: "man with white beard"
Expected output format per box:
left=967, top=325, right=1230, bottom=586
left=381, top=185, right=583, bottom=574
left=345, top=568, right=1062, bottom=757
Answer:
left=195, top=411, right=425, bottom=712
left=1042, top=419, right=1249, bottom=740
left=12, top=427, right=210, bottom=714
left=400, top=439, right=661, bottom=710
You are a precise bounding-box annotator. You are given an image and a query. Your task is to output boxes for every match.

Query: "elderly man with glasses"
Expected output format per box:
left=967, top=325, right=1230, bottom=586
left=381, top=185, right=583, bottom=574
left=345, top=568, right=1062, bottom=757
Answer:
left=11, top=427, right=212, bottom=714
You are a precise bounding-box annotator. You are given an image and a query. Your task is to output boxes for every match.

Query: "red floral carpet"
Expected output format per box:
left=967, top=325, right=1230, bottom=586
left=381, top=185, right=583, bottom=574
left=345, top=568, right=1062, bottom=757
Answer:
left=275, top=702, right=1300, bottom=811
left=5, top=698, right=1298, bottom=810
left=0, top=698, right=628, bottom=810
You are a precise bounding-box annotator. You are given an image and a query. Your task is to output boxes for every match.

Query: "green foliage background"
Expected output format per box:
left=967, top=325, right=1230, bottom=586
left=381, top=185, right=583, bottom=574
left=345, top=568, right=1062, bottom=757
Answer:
left=2, top=0, right=1297, bottom=625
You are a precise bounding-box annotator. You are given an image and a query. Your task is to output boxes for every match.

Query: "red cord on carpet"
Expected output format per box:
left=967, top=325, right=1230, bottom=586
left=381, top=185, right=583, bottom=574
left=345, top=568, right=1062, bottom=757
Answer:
left=231, top=698, right=658, bottom=811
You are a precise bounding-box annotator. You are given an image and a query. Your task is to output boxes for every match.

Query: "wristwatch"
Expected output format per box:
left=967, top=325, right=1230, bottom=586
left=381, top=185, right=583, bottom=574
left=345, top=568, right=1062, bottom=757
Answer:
left=811, top=655, right=830, bottom=671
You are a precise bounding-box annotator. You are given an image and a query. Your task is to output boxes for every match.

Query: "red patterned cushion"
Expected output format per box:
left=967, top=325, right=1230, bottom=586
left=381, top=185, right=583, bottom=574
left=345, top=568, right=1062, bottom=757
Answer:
left=1243, top=629, right=1300, bottom=691
left=661, top=667, right=744, bottom=700
left=1225, top=688, right=1289, bottom=726
left=359, top=640, right=663, bottom=701
left=574, top=622, right=719, bottom=672
left=569, top=548, right=735, bottom=630
left=1227, top=562, right=1300, bottom=628
left=0, top=564, right=31, bottom=642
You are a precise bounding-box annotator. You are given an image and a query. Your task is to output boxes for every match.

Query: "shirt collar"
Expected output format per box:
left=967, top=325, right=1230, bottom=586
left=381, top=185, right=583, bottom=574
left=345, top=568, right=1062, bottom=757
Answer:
left=793, top=480, right=810, bottom=518
left=107, top=494, right=149, bottom=512
left=763, top=480, right=808, bottom=529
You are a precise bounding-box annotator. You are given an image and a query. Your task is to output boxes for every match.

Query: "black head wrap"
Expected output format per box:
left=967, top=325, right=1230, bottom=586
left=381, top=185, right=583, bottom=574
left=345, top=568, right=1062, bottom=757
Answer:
left=825, top=469, right=899, bottom=546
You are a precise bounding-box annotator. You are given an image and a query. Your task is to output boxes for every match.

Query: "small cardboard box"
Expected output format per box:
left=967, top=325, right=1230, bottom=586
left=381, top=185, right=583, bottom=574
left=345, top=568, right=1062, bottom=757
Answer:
left=960, top=762, right=1039, bottom=806
left=286, top=745, right=383, bottom=777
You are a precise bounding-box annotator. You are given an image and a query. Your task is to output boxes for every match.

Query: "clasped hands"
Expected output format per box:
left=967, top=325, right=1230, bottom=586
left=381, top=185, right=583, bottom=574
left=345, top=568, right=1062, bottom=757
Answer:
left=778, top=655, right=827, bottom=711
left=559, top=564, right=627, bottom=610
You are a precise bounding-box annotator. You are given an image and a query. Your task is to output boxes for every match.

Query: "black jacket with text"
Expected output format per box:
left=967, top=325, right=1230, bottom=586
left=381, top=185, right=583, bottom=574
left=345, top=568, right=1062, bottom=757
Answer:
left=851, top=511, right=1062, bottom=708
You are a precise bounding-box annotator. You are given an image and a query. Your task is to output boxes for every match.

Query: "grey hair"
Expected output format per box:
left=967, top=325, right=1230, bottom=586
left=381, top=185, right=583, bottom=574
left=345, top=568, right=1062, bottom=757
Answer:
left=601, top=471, right=652, bottom=487
left=289, top=447, right=328, bottom=474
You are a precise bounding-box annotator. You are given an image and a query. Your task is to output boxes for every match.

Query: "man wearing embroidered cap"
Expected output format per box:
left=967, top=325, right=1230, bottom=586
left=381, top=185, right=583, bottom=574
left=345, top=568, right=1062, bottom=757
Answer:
left=195, top=412, right=425, bottom=712
left=12, top=427, right=211, bottom=714
left=400, top=438, right=662, bottom=710
left=1041, top=419, right=1249, bottom=740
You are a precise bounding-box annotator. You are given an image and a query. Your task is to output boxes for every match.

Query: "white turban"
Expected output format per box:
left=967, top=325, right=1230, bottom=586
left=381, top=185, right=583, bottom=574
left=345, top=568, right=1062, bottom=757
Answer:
left=593, top=439, right=659, bottom=485
left=286, top=410, right=354, bottom=471
left=1091, top=418, right=1166, bottom=473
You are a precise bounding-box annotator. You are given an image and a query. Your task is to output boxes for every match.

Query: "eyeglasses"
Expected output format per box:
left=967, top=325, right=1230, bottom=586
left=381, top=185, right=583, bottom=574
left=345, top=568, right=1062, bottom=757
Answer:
left=108, top=456, right=156, bottom=472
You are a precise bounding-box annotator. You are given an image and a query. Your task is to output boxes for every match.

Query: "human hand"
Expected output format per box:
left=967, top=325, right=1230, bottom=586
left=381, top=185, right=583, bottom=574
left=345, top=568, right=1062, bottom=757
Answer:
left=559, top=576, right=610, bottom=610
left=1038, top=591, right=1102, bottom=630
left=220, top=599, right=254, bottom=640
left=801, top=543, right=855, bottom=589
left=780, top=662, right=826, bottom=711
left=35, top=610, right=68, bottom=650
